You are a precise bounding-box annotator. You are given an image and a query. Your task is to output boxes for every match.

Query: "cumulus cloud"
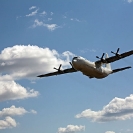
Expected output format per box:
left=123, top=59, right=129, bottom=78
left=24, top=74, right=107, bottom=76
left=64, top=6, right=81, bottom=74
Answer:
left=26, top=9, right=38, bottom=17
left=0, top=45, right=74, bottom=102
left=0, top=105, right=27, bottom=117
left=0, top=80, right=39, bottom=102
left=0, top=117, right=17, bottom=129
left=0, top=74, right=13, bottom=81
left=58, top=125, right=85, bottom=133
left=76, top=94, right=133, bottom=122
left=32, top=19, right=60, bottom=31
left=0, top=45, right=40, bottom=128
left=0, top=45, right=74, bottom=80
left=105, top=131, right=115, bottom=133
left=0, top=106, right=36, bottom=129
left=0, top=105, right=36, bottom=117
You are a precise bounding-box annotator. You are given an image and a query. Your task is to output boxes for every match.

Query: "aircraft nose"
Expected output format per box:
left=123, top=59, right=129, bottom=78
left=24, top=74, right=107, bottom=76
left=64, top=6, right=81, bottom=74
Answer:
left=72, top=57, right=78, bottom=62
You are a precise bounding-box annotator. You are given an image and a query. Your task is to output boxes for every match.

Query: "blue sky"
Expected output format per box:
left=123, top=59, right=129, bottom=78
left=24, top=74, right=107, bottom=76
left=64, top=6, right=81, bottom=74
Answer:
left=0, top=0, right=133, bottom=133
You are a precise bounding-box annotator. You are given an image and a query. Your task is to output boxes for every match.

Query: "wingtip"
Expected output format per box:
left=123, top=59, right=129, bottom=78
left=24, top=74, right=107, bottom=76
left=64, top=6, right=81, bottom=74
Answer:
left=37, top=75, right=42, bottom=78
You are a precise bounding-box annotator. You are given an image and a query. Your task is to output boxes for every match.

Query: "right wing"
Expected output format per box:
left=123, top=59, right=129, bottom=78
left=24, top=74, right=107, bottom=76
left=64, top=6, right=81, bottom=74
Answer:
left=95, top=50, right=133, bottom=64
left=105, top=50, right=133, bottom=63
left=112, top=66, right=131, bottom=74
left=37, top=68, right=77, bottom=78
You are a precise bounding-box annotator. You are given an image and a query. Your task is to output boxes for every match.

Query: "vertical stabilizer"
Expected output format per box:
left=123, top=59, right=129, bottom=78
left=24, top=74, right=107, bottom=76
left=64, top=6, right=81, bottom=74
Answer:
left=105, top=53, right=111, bottom=70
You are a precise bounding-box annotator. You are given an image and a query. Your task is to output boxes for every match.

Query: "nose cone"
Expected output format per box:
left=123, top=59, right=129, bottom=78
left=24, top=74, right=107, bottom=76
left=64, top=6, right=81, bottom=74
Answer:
left=72, top=57, right=78, bottom=64
left=72, top=56, right=79, bottom=67
left=72, top=57, right=78, bottom=61
left=72, top=57, right=78, bottom=70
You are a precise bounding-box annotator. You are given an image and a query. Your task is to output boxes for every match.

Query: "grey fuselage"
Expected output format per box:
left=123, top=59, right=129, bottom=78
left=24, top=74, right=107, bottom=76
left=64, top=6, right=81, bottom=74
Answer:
left=72, top=56, right=112, bottom=79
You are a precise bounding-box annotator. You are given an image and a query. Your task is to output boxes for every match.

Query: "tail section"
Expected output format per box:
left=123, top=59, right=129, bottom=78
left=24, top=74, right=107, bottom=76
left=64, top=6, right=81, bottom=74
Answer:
left=105, top=53, right=111, bottom=70
left=104, top=53, right=131, bottom=74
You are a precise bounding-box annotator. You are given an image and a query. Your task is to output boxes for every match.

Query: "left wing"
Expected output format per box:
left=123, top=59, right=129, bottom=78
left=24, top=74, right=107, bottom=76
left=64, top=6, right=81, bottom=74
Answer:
left=96, top=49, right=133, bottom=64
left=37, top=67, right=77, bottom=78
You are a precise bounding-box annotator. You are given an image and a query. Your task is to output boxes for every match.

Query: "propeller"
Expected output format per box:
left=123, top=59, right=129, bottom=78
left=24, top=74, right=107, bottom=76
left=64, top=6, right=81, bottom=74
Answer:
left=96, top=53, right=105, bottom=62
left=69, top=62, right=76, bottom=69
left=69, top=62, right=73, bottom=67
left=111, top=48, right=120, bottom=56
left=54, top=64, right=62, bottom=72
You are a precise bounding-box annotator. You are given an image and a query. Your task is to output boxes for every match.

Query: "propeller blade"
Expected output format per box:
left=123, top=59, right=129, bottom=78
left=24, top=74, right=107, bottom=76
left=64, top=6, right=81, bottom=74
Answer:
left=111, top=48, right=120, bottom=56
left=101, top=53, right=105, bottom=59
left=96, top=56, right=100, bottom=59
left=59, top=64, right=62, bottom=70
left=96, top=53, right=106, bottom=63
left=117, top=48, right=120, bottom=54
left=53, top=67, right=58, bottom=70
left=111, top=51, right=115, bottom=54
left=54, top=64, right=62, bottom=71
left=96, top=53, right=105, bottom=59
left=69, top=62, right=73, bottom=67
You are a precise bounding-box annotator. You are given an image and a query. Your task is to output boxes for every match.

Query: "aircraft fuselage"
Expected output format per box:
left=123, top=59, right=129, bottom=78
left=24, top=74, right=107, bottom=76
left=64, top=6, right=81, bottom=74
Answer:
left=72, top=56, right=112, bottom=79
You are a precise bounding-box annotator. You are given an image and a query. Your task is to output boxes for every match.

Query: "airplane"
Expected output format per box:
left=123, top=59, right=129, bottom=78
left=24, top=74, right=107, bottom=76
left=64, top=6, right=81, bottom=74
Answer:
left=37, top=48, right=133, bottom=79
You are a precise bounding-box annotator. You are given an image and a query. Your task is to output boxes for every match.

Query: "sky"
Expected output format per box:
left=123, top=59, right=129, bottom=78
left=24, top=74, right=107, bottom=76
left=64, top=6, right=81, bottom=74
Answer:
left=0, top=0, right=133, bottom=133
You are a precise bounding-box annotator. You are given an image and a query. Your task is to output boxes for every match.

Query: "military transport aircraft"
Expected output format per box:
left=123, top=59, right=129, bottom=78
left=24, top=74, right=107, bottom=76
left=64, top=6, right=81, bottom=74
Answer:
left=37, top=48, right=133, bottom=79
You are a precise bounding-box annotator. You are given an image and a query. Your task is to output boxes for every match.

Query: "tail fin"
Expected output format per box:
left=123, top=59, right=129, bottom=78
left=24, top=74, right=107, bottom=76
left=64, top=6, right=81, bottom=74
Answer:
left=105, top=53, right=111, bottom=70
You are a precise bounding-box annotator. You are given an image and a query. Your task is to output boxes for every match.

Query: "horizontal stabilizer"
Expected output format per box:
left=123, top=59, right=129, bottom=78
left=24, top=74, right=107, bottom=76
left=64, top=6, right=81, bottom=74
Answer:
left=112, top=66, right=131, bottom=73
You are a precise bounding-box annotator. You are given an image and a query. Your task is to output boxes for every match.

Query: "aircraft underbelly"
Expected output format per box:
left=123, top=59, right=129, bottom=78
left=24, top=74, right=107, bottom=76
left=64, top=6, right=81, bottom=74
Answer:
left=73, top=61, right=107, bottom=79
left=82, top=65, right=106, bottom=78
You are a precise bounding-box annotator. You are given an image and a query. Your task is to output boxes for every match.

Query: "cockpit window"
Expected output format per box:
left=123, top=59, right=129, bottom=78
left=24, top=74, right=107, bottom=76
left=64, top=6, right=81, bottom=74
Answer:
left=73, top=57, right=78, bottom=60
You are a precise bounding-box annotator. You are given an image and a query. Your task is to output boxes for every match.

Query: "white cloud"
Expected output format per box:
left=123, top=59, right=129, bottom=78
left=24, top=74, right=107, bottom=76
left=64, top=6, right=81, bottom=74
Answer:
left=0, top=45, right=74, bottom=102
left=0, top=105, right=28, bottom=117
left=29, top=6, right=36, bottom=10
left=0, top=105, right=37, bottom=117
left=0, top=45, right=74, bottom=80
left=0, top=106, right=36, bottom=129
left=58, top=125, right=85, bottom=133
left=127, top=0, right=133, bottom=3
left=0, top=74, right=13, bottom=81
left=76, top=94, right=133, bottom=122
left=26, top=9, right=38, bottom=17
left=32, top=19, right=60, bottom=31
left=46, top=24, right=59, bottom=31
left=105, top=131, right=115, bottom=133
left=0, top=117, right=17, bottom=129
left=40, top=11, right=47, bottom=16
left=30, top=110, right=37, bottom=114
left=0, top=80, right=39, bottom=102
